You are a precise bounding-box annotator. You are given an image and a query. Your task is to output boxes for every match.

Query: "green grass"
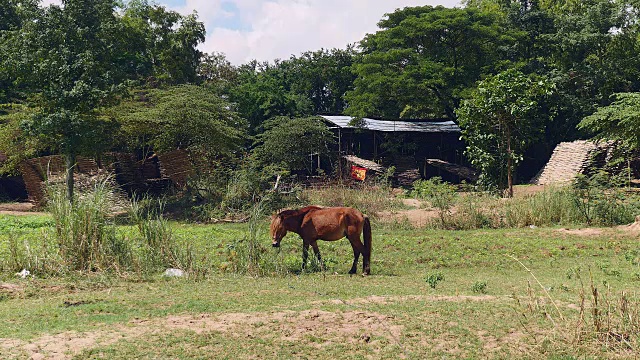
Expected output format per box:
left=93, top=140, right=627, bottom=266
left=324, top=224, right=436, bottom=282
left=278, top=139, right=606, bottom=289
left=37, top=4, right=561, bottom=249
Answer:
left=1, top=215, right=640, bottom=359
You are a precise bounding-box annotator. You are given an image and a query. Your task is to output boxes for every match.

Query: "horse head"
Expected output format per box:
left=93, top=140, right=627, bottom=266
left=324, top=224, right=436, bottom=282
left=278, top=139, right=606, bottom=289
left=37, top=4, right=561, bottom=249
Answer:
left=270, top=214, right=287, bottom=247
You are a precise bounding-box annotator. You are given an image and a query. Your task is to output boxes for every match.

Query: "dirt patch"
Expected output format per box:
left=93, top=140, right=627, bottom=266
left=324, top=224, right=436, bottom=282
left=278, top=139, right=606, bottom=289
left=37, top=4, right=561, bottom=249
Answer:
left=378, top=198, right=440, bottom=228
left=0, top=202, right=47, bottom=216
left=0, top=283, right=23, bottom=297
left=512, top=185, right=547, bottom=198
left=556, top=228, right=605, bottom=236
left=0, top=310, right=402, bottom=359
left=620, top=216, right=640, bottom=233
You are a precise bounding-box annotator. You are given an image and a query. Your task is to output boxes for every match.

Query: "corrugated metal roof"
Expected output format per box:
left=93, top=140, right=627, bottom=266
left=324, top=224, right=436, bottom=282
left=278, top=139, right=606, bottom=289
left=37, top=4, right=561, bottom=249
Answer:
left=319, top=115, right=460, bottom=133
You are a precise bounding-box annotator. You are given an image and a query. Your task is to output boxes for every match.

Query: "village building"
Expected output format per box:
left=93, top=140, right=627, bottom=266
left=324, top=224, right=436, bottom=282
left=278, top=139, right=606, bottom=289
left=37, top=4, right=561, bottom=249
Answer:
left=319, top=115, right=472, bottom=185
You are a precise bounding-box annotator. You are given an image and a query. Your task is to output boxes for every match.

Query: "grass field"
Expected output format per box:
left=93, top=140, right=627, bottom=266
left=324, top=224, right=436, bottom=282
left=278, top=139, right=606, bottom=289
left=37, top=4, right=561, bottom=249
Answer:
left=1, top=213, right=640, bottom=359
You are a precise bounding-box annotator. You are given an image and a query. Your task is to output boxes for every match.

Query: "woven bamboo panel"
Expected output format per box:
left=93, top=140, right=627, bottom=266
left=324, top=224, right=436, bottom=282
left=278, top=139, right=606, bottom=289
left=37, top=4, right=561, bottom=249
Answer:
left=19, top=155, right=98, bottom=204
left=157, top=150, right=192, bottom=188
left=101, top=153, right=144, bottom=194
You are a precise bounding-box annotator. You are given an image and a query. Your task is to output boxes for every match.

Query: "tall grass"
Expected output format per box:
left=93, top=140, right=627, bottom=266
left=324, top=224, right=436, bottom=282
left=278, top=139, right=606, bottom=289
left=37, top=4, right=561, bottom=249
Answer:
left=129, top=198, right=193, bottom=272
left=47, top=178, right=131, bottom=272
left=512, top=269, right=640, bottom=354
left=423, top=182, right=639, bottom=230
left=222, top=195, right=294, bottom=277
left=303, top=184, right=403, bottom=218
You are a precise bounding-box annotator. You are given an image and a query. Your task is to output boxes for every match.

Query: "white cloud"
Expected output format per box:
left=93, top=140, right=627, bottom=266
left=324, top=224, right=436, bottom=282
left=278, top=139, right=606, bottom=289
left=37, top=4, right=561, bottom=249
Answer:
left=39, top=0, right=462, bottom=65
left=203, top=0, right=462, bottom=64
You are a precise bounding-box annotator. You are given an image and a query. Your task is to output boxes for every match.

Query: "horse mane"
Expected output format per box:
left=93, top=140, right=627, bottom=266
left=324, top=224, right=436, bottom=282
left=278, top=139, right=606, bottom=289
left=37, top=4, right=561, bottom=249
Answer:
left=270, top=206, right=323, bottom=237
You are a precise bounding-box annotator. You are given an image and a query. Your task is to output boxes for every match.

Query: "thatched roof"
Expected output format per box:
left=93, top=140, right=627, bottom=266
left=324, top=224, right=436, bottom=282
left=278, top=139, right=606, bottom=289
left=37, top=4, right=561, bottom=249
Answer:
left=343, top=155, right=386, bottom=173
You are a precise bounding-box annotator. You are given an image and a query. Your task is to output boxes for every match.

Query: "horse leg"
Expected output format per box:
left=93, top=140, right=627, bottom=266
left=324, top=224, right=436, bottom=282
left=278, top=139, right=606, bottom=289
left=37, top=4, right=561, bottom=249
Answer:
left=347, top=235, right=365, bottom=274
left=310, top=241, right=324, bottom=270
left=349, top=248, right=360, bottom=274
left=301, top=242, right=310, bottom=272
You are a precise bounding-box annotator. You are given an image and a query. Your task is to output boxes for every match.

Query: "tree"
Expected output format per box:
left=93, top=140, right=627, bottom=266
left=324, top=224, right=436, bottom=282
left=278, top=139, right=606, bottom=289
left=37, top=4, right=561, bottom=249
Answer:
left=121, top=0, right=206, bottom=84
left=457, top=69, right=552, bottom=196
left=113, top=85, right=248, bottom=158
left=9, top=0, right=129, bottom=202
left=0, top=0, right=39, bottom=105
left=346, top=6, right=510, bottom=120
left=228, top=48, right=357, bottom=133
left=578, top=93, right=640, bottom=148
left=251, top=117, right=335, bottom=174
left=197, top=52, right=238, bottom=90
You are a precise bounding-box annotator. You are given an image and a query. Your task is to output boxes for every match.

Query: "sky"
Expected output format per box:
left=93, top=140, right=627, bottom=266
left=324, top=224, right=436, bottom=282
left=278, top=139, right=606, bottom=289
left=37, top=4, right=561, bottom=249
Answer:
left=41, top=0, right=462, bottom=65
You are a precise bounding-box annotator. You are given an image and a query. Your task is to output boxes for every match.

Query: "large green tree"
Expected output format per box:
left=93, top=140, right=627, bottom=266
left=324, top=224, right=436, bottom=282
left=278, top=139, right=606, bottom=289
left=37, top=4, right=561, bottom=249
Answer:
left=121, top=0, right=206, bottom=84
left=346, top=6, right=510, bottom=120
left=0, top=0, right=39, bottom=106
left=457, top=69, right=552, bottom=196
left=8, top=0, right=130, bottom=202
left=228, top=48, right=357, bottom=133
left=113, top=85, right=248, bottom=158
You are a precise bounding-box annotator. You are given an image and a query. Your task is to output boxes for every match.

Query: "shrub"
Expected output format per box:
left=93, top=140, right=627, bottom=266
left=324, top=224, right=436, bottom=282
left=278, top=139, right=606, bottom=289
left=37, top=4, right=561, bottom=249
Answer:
left=571, top=172, right=638, bottom=226
left=410, top=177, right=457, bottom=226
left=426, top=272, right=445, bottom=289
left=471, top=281, right=488, bottom=294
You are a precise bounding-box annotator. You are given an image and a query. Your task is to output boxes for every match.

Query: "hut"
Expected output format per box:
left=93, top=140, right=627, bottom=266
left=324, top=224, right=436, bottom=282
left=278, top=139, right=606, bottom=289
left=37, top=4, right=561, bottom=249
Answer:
left=319, top=115, right=469, bottom=185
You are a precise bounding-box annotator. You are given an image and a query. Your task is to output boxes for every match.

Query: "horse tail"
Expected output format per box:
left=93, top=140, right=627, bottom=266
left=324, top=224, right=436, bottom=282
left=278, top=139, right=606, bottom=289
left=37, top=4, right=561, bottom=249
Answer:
left=363, top=215, right=372, bottom=274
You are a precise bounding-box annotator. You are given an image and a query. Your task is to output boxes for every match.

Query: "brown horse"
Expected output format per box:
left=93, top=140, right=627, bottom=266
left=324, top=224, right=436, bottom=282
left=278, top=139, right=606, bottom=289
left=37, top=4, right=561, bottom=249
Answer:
left=270, top=206, right=372, bottom=275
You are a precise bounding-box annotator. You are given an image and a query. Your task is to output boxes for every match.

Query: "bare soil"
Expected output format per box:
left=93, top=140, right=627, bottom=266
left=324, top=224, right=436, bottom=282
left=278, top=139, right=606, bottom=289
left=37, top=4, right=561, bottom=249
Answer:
left=0, top=202, right=47, bottom=217
left=377, top=198, right=440, bottom=227
left=0, top=310, right=403, bottom=359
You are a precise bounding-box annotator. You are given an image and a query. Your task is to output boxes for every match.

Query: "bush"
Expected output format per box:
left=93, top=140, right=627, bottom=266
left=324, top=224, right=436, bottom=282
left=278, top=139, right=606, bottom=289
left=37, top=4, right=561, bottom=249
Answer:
left=571, top=172, right=638, bottom=226
left=426, top=272, right=445, bottom=289
left=184, top=161, right=303, bottom=222
left=471, top=281, right=488, bottom=294
left=429, top=172, right=640, bottom=230
left=410, top=177, right=457, bottom=226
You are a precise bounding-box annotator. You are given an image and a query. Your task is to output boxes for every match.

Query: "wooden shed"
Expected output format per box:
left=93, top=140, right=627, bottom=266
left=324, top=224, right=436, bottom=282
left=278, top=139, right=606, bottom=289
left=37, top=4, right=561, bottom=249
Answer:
left=319, top=115, right=468, bottom=184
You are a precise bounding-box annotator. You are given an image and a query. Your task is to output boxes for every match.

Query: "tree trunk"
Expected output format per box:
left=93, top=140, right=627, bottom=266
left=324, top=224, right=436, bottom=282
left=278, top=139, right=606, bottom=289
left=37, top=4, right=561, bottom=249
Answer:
left=64, top=151, right=76, bottom=204
left=507, top=126, right=513, bottom=198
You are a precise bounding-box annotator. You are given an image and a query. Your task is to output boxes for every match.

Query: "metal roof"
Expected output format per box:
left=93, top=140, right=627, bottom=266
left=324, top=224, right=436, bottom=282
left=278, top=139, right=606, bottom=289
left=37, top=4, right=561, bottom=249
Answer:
left=319, top=115, right=460, bottom=133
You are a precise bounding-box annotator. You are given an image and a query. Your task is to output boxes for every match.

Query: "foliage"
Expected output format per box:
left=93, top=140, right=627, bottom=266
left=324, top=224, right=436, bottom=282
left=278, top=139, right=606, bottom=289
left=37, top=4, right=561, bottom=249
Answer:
left=571, top=172, right=638, bottom=226
left=47, top=177, right=130, bottom=272
left=6, top=0, right=134, bottom=200
left=421, top=181, right=640, bottom=230
left=578, top=93, right=640, bottom=149
left=121, top=0, right=206, bottom=84
left=471, top=280, right=488, bottom=294
left=129, top=197, right=193, bottom=271
left=426, top=271, right=445, bottom=289
left=410, top=177, right=457, bottom=226
left=346, top=6, right=511, bottom=120
left=181, top=158, right=303, bottom=222
left=114, top=85, right=248, bottom=157
left=251, top=116, right=335, bottom=174
left=0, top=104, right=43, bottom=175
left=228, top=48, right=357, bottom=132
left=457, top=68, right=553, bottom=196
